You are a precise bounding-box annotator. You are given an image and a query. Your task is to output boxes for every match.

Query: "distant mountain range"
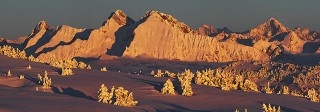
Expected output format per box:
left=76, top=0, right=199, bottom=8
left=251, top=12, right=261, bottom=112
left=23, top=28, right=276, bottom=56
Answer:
left=1, top=10, right=319, bottom=64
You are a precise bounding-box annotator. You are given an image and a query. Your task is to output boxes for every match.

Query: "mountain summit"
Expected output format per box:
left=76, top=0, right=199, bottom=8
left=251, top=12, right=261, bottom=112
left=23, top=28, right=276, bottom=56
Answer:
left=31, top=21, right=49, bottom=35
left=141, top=10, right=194, bottom=33
left=100, top=10, right=135, bottom=32
left=248, top=17, right=289, bottom=37
left=103, top=10, right=135, bottom=26
left=197, top=25, right=218, bottom=36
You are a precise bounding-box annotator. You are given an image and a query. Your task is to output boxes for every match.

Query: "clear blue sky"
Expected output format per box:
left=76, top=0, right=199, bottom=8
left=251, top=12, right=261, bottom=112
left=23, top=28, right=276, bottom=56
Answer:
left=0, top=0, right=319, bottom=39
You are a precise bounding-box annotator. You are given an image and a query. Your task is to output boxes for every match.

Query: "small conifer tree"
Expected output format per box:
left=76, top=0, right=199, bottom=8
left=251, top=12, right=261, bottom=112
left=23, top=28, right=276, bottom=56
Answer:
left=42, top=71, right=52, bottom=89
left=262, top=103, right=281, bottom=112
left=306, top=88, right=320, bottom=102
left=114, top=87, right=138, bottom=107
left=262, top=82, right=274, bottom=94
left=87, top=65, right=92, bottom=69
left=98, top=84, right=114, bottom=104
left=101, top=67, right=108, bottom=71
left=61, top=68, right=73, bottom=76
left=154, top=69, right=164, bottom=77
left=161, top=79, right=175, bottom=95
left=27, top=65, right=32, bottom=69
left=241, top=79, right=259, bottom=92
left=177, top=69, right=194, bottom=96
left=235, top=109, right=248, bottom=112
left=78, top=62, right=87, bottom=69
left=7, top=70, right=12, bottom=76
left=150, top=70, right=155, bottom=76
left=97, top=85, right=137, bottom=107
left=37, top=74, right=42, bottom=84
left=19, top=75, right=24, bottom=79
left=278, top=86, right=289, bottom=95
left=165, top=70, right=176, bottom=78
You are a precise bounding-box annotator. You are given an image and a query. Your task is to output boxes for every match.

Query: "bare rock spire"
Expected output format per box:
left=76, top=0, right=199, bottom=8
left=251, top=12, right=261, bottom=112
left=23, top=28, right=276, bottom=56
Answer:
left=102, top=10, right=135, bottom=27
left=31, top=21, right=49, bottom=34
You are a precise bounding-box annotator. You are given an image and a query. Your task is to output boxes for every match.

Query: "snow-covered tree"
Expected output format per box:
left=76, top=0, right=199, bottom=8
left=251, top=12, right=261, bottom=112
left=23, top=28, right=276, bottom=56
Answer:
left=114, top=87, right=138, bottom=107
left=7, top=70, right=12, bottom=76
left=161, top=79, right=175, bottom=95
left=98, top=84, right=114, bottom=104
left=177, top=69, right=194, bottom=96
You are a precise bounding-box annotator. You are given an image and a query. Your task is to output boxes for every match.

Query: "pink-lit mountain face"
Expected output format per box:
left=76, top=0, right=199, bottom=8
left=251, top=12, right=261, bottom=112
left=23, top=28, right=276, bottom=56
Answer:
left=7, top=10, right=318, bottom=63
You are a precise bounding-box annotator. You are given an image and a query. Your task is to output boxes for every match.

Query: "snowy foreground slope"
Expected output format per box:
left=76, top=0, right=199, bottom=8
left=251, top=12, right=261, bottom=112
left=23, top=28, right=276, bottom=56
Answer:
left=0, top=55, right=319, bottom=112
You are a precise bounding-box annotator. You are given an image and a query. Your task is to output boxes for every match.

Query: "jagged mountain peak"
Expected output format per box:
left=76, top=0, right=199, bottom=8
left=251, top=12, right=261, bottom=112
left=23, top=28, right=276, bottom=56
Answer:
left=266, top=17, right=284, bottom=26
left=199, top=24, right=216, bottom=29
left=31, top=21, right=49, bottom=34
left=197, top=24, right=217, bottom=36
left=283, top=31, right=299, bottom=41
left=142, top=10, right=194, bottom=33
left=114, top=10, right=125, bottom=16
left=249, top=17, right=289, bottom=37
left=217, top=27, right=233, bottom=34
left=143, top=10, right=160, bottom=17
left=102, top=10, right=135, bottom=27
left=281, top=31, right=306, bottom=53
left=268, top=17, right=277, bottom=21
left=282, top=31, right=302, bottom=44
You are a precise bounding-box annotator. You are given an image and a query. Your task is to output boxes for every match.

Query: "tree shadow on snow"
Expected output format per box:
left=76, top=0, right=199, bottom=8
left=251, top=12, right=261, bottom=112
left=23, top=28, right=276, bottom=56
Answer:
left=23, top=74, right=41, bottom=85
left=52, top=86, right=95, bottom=101
left=124, top=75, right=163, bottom=92
left=155, top=101, right=213, bottom=112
